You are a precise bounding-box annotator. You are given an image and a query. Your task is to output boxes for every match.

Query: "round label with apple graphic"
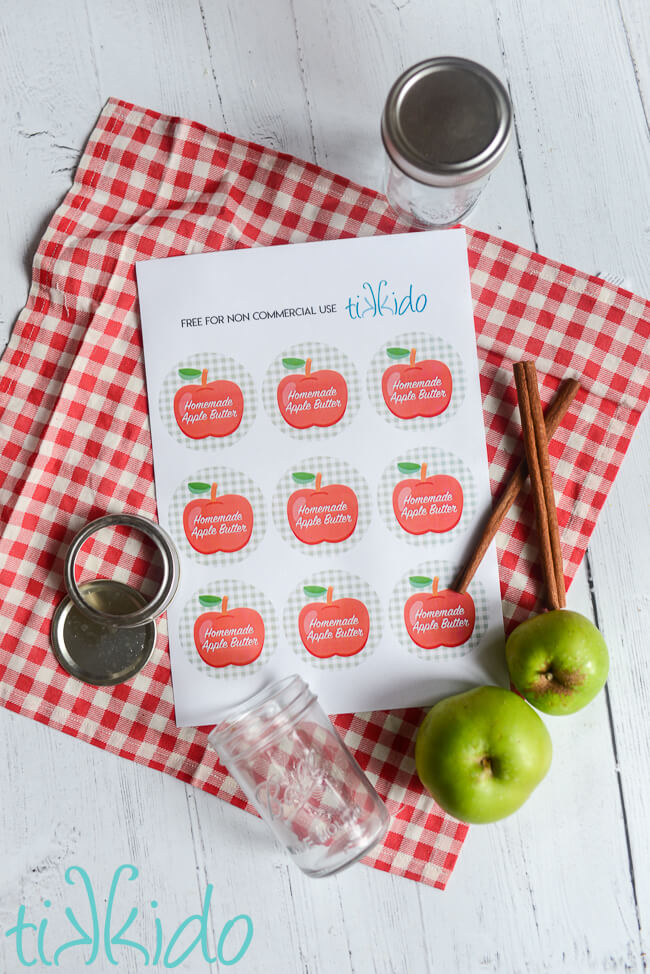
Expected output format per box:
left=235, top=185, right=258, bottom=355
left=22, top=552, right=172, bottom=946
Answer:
left=272, top=456, right=371, bottom=555
left=262, top=343, right=360, bottom=439
left=179, top=580, right=277, bottom=678
left=283, top=570, right=381, bottom=669
left=389, top=562, right=488, bottom=661
left=367, top=332, right=464, bottom=430
left=377, top=447, right=477, bottom=545
left=159, top=353, right=255, bottom=449
left=168, top=466, right=266, bottom=565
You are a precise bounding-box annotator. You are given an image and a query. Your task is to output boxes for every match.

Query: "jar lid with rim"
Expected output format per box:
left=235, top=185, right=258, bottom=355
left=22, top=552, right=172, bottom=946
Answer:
left=381, top=57, right=512, bottom=188
left=50, top=513, right=180, bottom=686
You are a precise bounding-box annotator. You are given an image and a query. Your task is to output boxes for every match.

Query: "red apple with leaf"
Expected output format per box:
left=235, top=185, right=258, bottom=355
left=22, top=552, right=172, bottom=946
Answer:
left=392, top=462, right=463, bottom=535
left=404, top=576, right=475, bottom=649
left=287, top=471, right=358, bottom=545
left=298, top=585, right=369, bottom=659
left=193, top=594, right=264, bottom=667
left=382, top=347, right=452, bottom=419
left=277, top=357, right=347, bottom=429
left=183, top=482, right=253, bottom=554
left=174, top=367, right=244, bottom=439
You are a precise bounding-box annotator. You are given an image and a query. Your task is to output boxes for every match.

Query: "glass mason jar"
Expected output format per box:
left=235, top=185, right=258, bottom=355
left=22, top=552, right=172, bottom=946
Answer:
left=382, top=57, right=512, bottom=228
left=209, top=676, right=390, bottom=878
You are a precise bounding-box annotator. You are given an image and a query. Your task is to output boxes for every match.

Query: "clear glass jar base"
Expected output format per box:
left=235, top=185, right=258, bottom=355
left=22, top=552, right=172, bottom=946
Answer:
left=296, top=811, right=390, bottom=879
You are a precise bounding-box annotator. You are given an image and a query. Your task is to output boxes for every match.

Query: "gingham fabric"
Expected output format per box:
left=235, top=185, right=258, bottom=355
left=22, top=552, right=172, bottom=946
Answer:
left=0, top=98, right=648, bottom=890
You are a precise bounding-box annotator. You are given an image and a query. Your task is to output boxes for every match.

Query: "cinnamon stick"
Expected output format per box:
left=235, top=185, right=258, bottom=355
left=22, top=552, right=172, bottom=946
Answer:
left=523, top=360, right=566, bottom=608
left=513, top=362, right=565, bottom=610
left=454, top=377, right=579, bottom=593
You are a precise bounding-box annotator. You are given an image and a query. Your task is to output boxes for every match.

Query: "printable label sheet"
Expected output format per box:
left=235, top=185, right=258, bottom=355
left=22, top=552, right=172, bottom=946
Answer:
left=136, top=230, right=505, bottom=727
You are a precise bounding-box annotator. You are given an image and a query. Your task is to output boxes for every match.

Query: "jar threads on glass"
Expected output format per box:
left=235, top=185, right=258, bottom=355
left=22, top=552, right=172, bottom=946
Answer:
left=382, top=57, right=513, bottom=228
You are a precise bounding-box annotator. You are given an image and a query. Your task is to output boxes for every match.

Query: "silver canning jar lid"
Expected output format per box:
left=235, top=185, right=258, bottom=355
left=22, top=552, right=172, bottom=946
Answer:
left=51, top=513, right=180, bottom=686
left=381, top=57, right=512, bottom=188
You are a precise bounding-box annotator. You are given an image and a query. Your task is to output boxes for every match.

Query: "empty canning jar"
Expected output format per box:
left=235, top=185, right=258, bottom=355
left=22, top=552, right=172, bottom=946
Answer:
left=209, top=675, right=390, bottom=877
left=382, top=57, right=512, bottom=228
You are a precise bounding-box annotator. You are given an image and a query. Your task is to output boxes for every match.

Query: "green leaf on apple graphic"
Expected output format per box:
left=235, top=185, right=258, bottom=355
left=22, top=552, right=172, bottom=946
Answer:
left=282, top=357, right=306, bottom=369
left=198, top=595, right=222, bottom=608
left=409, top=576, right=433, bottom=590
left=386, top=347, right=410, bottom=360
left=397, top=462, right=421, bottom=474
left=303, top=585, right=328, bottom=598
left=188, top=482, right=212, bottom=494
left=178, top=368, right=203, bottom=379
left=292, top=472, right=316, bottom=484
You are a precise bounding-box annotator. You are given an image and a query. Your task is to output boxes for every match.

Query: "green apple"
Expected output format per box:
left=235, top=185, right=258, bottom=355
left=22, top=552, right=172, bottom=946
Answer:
left=506, top=610, right=609, bottom=716
left=415, top=686, right=552, bottom=824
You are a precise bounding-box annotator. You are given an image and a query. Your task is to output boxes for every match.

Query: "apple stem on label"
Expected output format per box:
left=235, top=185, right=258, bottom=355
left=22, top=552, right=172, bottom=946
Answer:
left=409, top=348, right=416, bottom=366
left=420, top=463, right=427, bottom=480
left=221, top=596, right=228, bottom=614
left=432, top=577, right=439, bottom=597
left=326, top=586, right=334, bottom=604
left=305, top=358, right=312, bottom=377
left=210, top=483, right=218, bottom=501
left=315, top=472, right=322, bottom=490
left=201, top=368, right=208, bottom=387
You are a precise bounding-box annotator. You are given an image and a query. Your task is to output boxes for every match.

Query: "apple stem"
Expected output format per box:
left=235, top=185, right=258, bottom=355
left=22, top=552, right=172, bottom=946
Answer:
left=420, top=462, right=427, bottom=480
left=315, top=472, right=322, bottom=491
left=305, top=358, right=312, bottom=377
left=432, top=577, right=439, bottom=597
left=326, top=586, right=333, bottom=604
left=201, top=368, right=208, bottom=387
left=210, top=483, right=218, bottom=502
left=409, top=348, right=416, bottom=366
left=221, top=596, right=228, bottom=614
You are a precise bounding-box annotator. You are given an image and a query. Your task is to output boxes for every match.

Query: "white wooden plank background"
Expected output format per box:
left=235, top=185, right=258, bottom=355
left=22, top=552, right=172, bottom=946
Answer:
left=0, top=1, right=648, bottom=971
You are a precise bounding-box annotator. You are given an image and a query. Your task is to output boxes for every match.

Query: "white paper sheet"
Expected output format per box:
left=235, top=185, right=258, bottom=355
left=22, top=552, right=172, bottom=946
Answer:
left=136, top=229, right=505, bottom=727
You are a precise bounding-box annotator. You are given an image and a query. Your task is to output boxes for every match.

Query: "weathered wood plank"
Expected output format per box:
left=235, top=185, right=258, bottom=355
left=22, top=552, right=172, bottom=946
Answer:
left=494, top=0, right=650, bottom=295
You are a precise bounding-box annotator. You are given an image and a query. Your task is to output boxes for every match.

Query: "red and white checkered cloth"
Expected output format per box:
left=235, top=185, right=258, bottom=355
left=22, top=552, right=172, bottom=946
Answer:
left=0, top=98, right=648, bottom=890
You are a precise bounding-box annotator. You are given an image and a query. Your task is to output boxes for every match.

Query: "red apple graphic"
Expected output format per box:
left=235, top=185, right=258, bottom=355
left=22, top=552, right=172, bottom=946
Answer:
left=392, top=462, right=463, bottom=535
left=183, top=482, right=254, bottom=554
left=298, top=585, right=369, bottom=659
left=277, top=357, right=347, bottom=429
left=404, top=576, right=475, bottom=649
left=382, top=347, right=452, bottom=419
left=173, top=367, right=244, bottom=439
left=193, top=594, right=264, bottom=667
left=287, top=471, right=358, bottom=545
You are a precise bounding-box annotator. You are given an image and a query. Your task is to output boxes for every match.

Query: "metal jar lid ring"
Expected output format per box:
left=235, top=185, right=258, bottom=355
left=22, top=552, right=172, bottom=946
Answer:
left=64, top=513, right=180, bottom=629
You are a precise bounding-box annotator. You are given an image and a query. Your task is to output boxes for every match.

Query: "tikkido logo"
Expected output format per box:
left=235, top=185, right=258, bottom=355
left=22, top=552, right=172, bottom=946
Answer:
left=4, top=865, right=253, bottom=969
left=344, top=280, right=427, bottom=319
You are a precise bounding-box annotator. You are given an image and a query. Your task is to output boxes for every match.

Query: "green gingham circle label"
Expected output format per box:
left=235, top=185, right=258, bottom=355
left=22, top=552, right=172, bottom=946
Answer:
left=378, top=447, right=477, bottom=545
left=283, top=570, right=381, bottom=670
left=159, top=353, right=256, bottom=449
left=367, top=332, right=465, bottom=430
left=272, top=455, right=371, bottom=555
left=389, top=561, right=488, bottom=662
left=262, top=342, right=361, bottom=439
left=179, top=579, right=278, bottom=679
left=167, top=466, right=266, bottom=566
